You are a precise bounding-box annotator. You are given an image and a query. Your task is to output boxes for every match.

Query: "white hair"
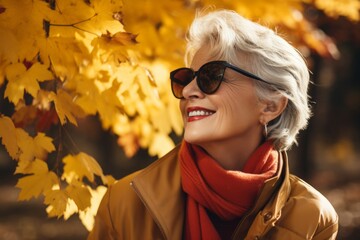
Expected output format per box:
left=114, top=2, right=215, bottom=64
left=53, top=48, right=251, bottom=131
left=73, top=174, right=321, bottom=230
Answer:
left=185, top=10, right=311, bottom=150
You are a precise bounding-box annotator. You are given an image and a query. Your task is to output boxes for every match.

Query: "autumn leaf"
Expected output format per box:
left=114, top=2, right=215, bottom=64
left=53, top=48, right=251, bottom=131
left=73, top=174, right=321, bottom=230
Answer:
left=148, top=132, right=175, bottom=157
left=44, top=189, right=69, bottom=218
left=62, top=152, right=104, bottom=183
left=90, top=0, right=124, bottom=34
left=66, top=180, right=91, bottom=211
left=49, top=89, right=85, bottom=126
left=34, top=132, right=56, bottom=158
left=16, top=159, right=59, bottom=200
left=4, top=63, right=28, bottom=105
left=15, top=158, right=40, bottom=175
left=0, top=116, right=19, bottom=159
left=15, top=129, right=55, bottom=164
left=15, top=129, right=34, bottom=162
left=0, top=116, right=55, bottom=164
left=101, top=174, right=116, bottom=186
left=4, top=62, right=53, bottom=104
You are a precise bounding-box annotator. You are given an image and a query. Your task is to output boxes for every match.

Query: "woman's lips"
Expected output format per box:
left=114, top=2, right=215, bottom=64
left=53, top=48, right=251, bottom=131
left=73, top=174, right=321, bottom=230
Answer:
left=187, top=107, right=215, bottom=122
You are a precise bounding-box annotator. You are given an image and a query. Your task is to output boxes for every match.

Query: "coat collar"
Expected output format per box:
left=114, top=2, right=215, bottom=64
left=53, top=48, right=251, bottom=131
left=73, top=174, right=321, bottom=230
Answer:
left=131, top=145, right=184, bottom=240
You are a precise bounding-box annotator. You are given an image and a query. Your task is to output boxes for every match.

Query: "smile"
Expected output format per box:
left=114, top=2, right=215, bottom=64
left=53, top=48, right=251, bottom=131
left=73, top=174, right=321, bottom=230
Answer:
left=186, top=107, right=215, bottom=122
left=188, top=110, right=214, bottom=117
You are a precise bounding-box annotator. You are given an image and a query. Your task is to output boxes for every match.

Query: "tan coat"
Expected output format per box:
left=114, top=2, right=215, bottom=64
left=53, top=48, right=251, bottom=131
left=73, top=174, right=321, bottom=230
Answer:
left=88, top=146, right=338, bottom=240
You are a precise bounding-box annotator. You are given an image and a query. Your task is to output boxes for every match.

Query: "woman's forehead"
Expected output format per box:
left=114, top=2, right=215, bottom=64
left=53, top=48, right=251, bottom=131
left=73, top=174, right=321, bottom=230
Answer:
left=190, top=45, right=222, bottom=69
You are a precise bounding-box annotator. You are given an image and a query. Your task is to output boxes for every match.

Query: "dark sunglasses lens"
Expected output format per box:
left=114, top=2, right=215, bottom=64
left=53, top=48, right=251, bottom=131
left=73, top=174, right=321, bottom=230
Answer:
left=171, top=68, right=194, bottom=98
left=198, top=63, right=225, bottom=94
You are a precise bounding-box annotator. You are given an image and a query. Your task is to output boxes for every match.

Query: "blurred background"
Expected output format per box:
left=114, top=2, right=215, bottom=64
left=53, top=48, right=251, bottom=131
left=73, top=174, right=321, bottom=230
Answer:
left=0, top=1, right=360, bottom=240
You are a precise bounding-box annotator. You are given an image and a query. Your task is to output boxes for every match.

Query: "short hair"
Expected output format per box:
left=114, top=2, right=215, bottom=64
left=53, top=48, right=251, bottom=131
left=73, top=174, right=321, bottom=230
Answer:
left=185, top=10, right=311, bottom=150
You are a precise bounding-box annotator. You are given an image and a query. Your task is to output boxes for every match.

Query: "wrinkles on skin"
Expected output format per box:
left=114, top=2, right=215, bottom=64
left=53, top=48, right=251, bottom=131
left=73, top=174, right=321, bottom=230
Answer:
left=181, top=45, right=266, bottom=170
left=196, top=74, right=264, bottom=170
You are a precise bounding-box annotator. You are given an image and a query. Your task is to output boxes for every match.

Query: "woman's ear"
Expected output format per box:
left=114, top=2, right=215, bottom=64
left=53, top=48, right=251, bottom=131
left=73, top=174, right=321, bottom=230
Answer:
left=260, top=96, right=288, bottom=123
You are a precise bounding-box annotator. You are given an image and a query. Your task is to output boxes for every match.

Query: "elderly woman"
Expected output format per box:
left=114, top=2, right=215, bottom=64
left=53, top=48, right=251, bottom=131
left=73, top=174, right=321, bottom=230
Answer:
left=88, top=10, right=338, bottom=240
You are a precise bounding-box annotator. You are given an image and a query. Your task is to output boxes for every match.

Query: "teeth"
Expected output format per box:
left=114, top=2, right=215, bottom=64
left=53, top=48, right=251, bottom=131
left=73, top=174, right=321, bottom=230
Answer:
left=188, top=110, right=214, bottom=117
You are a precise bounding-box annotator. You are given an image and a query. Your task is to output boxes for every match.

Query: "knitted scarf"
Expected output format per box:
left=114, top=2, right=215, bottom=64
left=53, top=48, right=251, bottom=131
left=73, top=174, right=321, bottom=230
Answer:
left=179, top=140, right=279, bottom=240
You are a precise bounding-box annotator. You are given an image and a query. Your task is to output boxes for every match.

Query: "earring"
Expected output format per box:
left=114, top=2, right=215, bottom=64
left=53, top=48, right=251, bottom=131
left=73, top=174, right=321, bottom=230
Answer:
left=263, top=122, right=268, bottom=138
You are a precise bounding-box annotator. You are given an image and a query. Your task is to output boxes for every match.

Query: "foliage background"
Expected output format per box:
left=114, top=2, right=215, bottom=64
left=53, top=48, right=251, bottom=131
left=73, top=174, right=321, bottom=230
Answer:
left=0, top=0, right=359, bottom=239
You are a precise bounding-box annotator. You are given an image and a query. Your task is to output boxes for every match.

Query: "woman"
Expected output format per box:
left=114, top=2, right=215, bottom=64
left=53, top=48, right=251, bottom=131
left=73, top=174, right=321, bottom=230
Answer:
left=88, top=10, right=338, bottom=240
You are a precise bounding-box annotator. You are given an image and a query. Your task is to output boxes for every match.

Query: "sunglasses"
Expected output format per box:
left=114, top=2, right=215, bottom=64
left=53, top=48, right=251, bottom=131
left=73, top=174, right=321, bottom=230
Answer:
left=170, top=60, right=273, bottom=99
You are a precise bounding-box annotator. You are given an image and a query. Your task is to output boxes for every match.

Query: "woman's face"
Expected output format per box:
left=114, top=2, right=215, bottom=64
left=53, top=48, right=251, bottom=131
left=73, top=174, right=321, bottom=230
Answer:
left=180, top=46, right=264, bottom=149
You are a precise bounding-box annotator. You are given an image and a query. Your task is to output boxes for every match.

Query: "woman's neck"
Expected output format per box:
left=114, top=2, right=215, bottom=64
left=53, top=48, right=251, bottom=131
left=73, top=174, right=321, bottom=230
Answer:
left=198, top=136, right=263, bottom=171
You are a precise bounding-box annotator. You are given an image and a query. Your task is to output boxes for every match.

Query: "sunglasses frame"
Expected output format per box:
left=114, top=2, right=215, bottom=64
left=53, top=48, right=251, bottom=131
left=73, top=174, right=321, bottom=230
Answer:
left=170, top=60, right=273, bottom=99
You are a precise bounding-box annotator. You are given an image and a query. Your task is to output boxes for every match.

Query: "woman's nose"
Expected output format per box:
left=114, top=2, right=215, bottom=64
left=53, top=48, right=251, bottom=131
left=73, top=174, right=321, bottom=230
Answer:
left=182, top=78, right=205, bottom=99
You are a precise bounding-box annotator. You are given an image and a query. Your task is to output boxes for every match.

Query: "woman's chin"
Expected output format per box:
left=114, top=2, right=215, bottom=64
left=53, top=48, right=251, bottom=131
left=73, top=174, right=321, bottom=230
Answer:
left=183, top=132, right=211, bottom=146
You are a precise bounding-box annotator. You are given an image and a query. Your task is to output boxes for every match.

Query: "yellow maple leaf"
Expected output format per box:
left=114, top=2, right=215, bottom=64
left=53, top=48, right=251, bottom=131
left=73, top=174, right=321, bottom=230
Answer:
left=44, top=189, right=69, bottom=218
left=4, top=62, right=53, bottom=104
left=89, top=0, right=124, bottom=34
left=15, top=157, right=40, bottom=175
left=4, top=63, right=28, bottom=104
left=149, top=106, right=172, bottom=136
left=168, top=97, right=183, bottom=136
left=33, top=132, right=56, bottom=159
left=0, top=28, right=18, bottom=63
left=49, top=89, right=85, bottom=126
left=62, top=152, right=104, bottom=183
left=26, top=62, right=54, bottom=83
left=66, top=180, right=91, bottom=211
left=15, top=128, right=34, bottom=162
left=97, top=81, right=124, bottom=128
left=148, top=132, right=175, bottom=157
left=71, top=76, right=100, bottom=115
left=16, top=159, right=59, bottom=200
left=101, top=174, right=116, bottom=186
left=0, top=116, right=19, bottom=159
left=40, top=39, right=79, bottom=81
left=14, top=129, right=55, bottom=164
left=0, top=0, right=49, bottom=61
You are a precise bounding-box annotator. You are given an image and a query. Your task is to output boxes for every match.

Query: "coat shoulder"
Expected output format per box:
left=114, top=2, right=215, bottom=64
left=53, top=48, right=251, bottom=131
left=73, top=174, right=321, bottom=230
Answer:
left=273, top=175, right=338, bottom=239
left=288, top=174, right=338, bottom=222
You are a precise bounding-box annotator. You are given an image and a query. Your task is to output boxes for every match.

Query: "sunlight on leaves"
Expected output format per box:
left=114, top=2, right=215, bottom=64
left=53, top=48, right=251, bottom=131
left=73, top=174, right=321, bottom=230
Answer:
left=79, top=186, right=108, bottom=231
left=44, top=189, right=68, bottom=218
left=66, top=179, right=92, bottom=211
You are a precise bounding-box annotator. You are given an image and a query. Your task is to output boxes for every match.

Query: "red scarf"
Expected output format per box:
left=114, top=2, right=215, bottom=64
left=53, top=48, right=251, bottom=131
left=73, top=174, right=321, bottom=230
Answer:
left=179, top=141, right=279, bottom=240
